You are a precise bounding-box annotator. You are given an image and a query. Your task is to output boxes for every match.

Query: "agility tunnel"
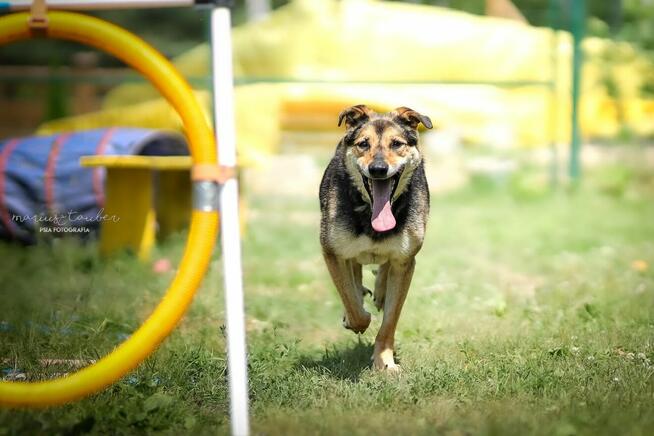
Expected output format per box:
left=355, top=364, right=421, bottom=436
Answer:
left=0, top=128, right=188, bottom=243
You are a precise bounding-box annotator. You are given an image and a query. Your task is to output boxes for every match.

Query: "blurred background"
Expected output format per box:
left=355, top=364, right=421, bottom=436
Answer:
left=1, top=2, right=654, bottom=433
left=1, top=0, right=653, bottom=189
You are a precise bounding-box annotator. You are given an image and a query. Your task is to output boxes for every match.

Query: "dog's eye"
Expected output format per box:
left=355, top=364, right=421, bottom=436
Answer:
left=356, top=140, right=370, bottom=150
left=391, top=139, right=406, bottom=149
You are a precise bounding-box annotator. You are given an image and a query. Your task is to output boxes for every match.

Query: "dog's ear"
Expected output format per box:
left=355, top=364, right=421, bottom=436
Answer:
left=392, top=107, right=433, bottom=130
left=338, top=105, right=373, bottom=129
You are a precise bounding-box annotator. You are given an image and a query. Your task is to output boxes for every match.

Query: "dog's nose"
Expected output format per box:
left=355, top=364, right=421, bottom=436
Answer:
left=368, top=161, right=389, bottom=179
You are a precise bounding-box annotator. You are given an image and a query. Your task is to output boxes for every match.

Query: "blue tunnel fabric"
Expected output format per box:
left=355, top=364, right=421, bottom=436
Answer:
left=0, top=128, right=188, bottom=243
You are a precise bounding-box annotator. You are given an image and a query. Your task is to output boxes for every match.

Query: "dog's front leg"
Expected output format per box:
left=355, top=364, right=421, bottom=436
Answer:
left=323, top=251, right=371, bottom=334
left=352, top=262, right=372, bottom=298
left=373, top=257, right=415, bottom=371
left=373, top=262, right=389, bottom=311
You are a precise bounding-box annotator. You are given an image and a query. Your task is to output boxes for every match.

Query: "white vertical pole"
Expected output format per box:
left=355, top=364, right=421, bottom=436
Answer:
left=211, top=7, right=250, bottom=436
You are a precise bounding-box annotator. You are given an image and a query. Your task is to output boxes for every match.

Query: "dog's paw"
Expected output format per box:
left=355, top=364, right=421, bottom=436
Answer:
left=375, top=362, right=402, bottom=373
left=372, top=349, right=400, bottom=372
left=342, top=311, right=371, bottom=334
left=373, top=295, right=385, bottom=311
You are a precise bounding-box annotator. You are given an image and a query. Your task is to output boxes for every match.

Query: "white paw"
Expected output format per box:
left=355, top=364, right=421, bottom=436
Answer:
left=372, top=349, right=400, bottom=372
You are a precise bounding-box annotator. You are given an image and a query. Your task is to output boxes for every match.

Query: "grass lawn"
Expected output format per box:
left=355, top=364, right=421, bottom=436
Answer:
left=1, top=160, right=653, bottom=435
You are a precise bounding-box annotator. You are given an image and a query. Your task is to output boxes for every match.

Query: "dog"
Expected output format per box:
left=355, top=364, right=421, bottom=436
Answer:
left=319, top=105, right=432, bottom=371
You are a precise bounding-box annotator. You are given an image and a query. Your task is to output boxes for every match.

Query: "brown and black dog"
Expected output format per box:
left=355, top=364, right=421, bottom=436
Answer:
left=319, top=105, right=432, bottom=371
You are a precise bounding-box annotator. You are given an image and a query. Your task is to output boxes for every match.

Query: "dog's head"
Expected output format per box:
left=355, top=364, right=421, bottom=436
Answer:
left=338, top=104, right=432, bottom=232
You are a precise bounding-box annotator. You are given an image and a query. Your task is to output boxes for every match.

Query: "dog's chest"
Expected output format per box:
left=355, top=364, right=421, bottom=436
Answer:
left=327, top=226, right=415, bottom=264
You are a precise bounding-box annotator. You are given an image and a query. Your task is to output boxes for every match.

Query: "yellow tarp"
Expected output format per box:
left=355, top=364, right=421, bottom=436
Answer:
left=40, top=0, right=654, bottom=164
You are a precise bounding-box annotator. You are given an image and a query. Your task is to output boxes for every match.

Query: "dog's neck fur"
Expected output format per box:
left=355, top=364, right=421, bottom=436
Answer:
left=344, top=148, right=372, bottom=205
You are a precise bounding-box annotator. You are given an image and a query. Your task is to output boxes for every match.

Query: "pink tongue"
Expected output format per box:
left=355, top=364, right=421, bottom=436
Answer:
left=371, top=178, right=396, bottom=232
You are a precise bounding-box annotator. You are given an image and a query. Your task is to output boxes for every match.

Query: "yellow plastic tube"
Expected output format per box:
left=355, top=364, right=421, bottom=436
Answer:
left=0, top=12, right=219, bottom=407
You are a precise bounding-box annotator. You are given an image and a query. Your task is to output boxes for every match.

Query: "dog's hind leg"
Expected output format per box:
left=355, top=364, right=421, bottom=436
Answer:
left=372, top=258, right=415, bottom=372
left=323, top=251, right=371, bottom=334
left=352, top=262, right=372, bottom=298
left=373, top=262, right=389, bottom=311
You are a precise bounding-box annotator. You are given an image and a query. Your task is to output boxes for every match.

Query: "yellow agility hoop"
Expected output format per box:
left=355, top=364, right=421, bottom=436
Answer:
left=0, top=12, right=219, bottom=407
